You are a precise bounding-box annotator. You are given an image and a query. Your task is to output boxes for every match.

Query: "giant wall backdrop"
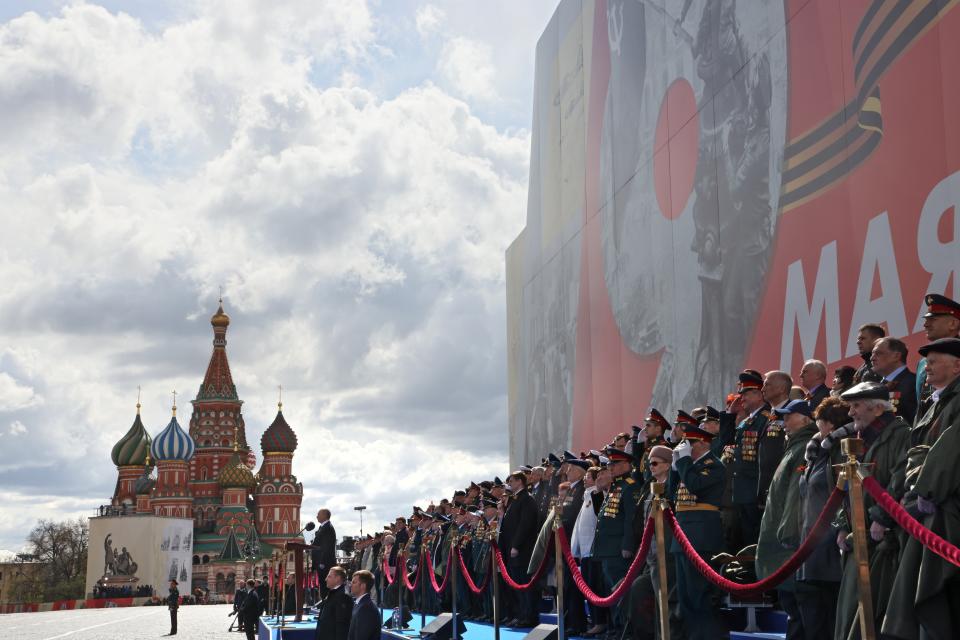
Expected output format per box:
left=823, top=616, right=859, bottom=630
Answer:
left=506, top=0, right=960, bottom=465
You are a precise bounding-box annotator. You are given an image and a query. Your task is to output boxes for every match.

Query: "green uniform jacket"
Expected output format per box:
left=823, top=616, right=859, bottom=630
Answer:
left=835, top=414, right=910, bottom=640
left=668, top=451, right=725, bottom=553
left=882, top=375, right=960, bottom=640
left=754, top=423, right=817, bottom=592
left=592, top=474, right=641, bottom=558
left=731, top=405, right=773, bottom=504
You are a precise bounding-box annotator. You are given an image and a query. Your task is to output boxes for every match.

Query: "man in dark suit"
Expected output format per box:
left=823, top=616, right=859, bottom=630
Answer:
left=871, top=337, right=918, bottom=423
left=347, top=570, right=380, bottom=640
left=853, top=323, right=886, bottom=383
left=499, top=471, right=539, bottom=627
left=315, top=566, right=353, bottom=640
left=312, top=509, right=338, bottom=598
left=238, top=579, right=262, bottom=640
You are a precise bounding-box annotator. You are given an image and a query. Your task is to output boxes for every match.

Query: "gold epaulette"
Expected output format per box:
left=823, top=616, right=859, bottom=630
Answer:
left=625, top=477, right=635, bottom=484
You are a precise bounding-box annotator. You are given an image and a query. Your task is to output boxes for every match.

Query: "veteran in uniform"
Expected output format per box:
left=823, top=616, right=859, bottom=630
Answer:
left=668, top=422, right=725, bottom=640
left=592, top=447, right=641, bottom=638
left=833, top=382, right=910, bottom=640
left=729, top=369, right=773, bottom=548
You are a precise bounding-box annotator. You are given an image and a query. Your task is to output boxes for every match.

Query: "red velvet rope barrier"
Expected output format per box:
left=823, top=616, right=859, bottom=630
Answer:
left=456, top=547, right=491, bottom=594
left=862, top=476, right=960, bottom=568
left=382, top=553, right=395, bottom=585
left=399, top=550, right=423, bottom=591
left=491, top=538, right=554, bottom=591
left=424, top=549, right=455, bottom=594
left=665, top=486, right=845, bottom=595
left=558, top=518, right=654, bottom=607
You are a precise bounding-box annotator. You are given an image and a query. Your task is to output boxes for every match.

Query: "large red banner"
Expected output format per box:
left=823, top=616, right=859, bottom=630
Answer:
left=507, top=0, right=960, bottom=462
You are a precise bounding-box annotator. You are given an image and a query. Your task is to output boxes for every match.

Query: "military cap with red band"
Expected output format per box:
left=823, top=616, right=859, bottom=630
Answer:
left=680, top=424, right=716, bottom=442
left=675, top=410, right=698, bottom=427
left=603, top=446, right=635, bottom=463
left=924, top=293, right=960, bottom=320
left=738, top=369, right=764, bottom=390
left=645, top=408, right=671, bottom=431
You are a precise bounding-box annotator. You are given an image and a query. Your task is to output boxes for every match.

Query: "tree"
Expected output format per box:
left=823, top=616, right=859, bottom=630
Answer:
left=24, top=518, right=89, bottom=601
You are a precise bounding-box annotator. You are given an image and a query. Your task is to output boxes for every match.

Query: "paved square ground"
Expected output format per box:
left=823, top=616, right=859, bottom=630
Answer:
left=4, top=604, right=246, bottom=640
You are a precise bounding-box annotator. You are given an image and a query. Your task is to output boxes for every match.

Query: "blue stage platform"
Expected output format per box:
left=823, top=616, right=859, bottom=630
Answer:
left=258, top=605, right=789, bottom=640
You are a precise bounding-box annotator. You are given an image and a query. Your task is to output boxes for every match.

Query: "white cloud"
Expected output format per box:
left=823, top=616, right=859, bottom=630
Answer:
left=0, top=1, right=540, bottom=551
left=415, top=4, right=445, bottom=38
left=0, top=373, right=41, bottom=412
left=438, top=37, right=499, bottom=103
left=8, top=420, right=27, bottom=436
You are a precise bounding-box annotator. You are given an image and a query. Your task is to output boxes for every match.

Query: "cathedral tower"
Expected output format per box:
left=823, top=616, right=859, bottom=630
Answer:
left=150, top=401, right=196, bottom=518
left=110, top=401, right=152, bottom=511
left=188, top=300, right=252, bottom=529
left=254, top=404, right=304, bottom=545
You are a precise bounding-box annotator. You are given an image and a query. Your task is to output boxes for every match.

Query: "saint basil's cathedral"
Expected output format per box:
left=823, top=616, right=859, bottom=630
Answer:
left=105, top=301, right=305, bottom=595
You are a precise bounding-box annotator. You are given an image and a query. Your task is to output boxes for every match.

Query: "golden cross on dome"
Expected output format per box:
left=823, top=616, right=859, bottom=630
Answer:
left=172, top=389, right=178, bottom=416
left=278, top=384, right=283, bottom=410
left=219, top=285, right=223, bottom=304
left=136, top=385, right=142, bottom=414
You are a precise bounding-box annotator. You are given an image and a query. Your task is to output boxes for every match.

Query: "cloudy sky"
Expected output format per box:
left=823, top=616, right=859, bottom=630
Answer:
left=0, top=0, right=556, bottom=555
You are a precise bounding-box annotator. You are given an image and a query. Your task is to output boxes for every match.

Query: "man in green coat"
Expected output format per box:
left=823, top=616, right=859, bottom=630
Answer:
left=755, top=399, right=817, bottom=639
left=834, top=382, right=910, bottom=640
left=883, top=337, right=960, bottom=640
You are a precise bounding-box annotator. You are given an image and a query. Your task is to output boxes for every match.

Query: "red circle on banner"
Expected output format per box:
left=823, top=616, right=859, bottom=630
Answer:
left=653, top=78, right=699, bottom=220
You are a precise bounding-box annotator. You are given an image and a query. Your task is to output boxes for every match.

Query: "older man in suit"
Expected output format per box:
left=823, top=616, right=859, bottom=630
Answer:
left=347, top=570, right=380, bottom=640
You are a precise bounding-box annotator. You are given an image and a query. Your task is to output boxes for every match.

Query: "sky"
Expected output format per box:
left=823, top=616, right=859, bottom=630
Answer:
left=0, top=0, right=558, bottom=556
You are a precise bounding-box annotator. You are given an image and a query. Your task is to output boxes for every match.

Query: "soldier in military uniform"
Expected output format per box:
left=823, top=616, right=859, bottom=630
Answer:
left=668, top=422, right=725, bottom=640
left=500, top=471, right=539, bottom=628
left=591, top=448, right=641, bottom=638
left=729, top=369, right=772, bottom=549
left=915, top=293, right=960, bottom=419
left=631, top=409, right=670, bottom=480
left=560, top=458, right=590, bottom=634
left=755, top=399, right=818, bottom=639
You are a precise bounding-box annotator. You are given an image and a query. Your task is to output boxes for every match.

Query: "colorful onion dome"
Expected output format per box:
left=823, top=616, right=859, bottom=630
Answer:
left=219, top=450, right=257, bottom=489
left=260, top=406, right=298, bottom=453
left=211, top=300, right=230, bottom=328
left=111, top=406, right=152, bottom=467
left=150, top=410, right=195, bottom=462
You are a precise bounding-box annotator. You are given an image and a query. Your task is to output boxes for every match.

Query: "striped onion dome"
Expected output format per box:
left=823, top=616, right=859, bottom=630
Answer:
left=150, top=413, right=195, bottom=462
left=111, top=408, right=152, bottom=467
left=260, top=407, right=297, bottom=453
left=219, top=450, right=257, bottom=489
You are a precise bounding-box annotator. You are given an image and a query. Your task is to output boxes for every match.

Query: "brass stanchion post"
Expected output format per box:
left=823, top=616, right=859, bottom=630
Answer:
left=492, top=531, right=501, bottom=640
left=841, top=437, right=876, bottom=640
left=278, top=547, right=289, bottom=628
left=553, top=507, right=565, bottom=640
left=420, top=545, right=427, bottom=628
left=652, top=482, right=671, bottom=640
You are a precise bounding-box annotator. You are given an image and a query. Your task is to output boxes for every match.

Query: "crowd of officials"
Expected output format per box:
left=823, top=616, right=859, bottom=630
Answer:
left=313, top=292, right=960, bottom=640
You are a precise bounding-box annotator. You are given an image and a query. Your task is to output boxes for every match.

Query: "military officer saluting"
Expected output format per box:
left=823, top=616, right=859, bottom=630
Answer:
left=730, top=369, right=773, bottom=548
left=591, top=447, right=641, bottom=638
left=668, top=422, right=725, bottom=640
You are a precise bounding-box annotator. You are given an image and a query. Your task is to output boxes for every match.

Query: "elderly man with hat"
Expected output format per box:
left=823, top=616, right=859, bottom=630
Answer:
left=833, top=381, right=910, bottom=640
left=755, top=399, right=819, bottom=640
left=729, top=369, right=773, bottom=549
left=591, top=447, right=641, bottom=639
left=668, top=421, right=725, bottom=640
left=915, top=293, right=960, bottom=416
left=883, top=337, right=960, bottom=639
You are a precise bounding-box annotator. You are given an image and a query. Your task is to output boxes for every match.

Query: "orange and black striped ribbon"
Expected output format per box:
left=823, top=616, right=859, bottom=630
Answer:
left=780, top=0, right=958, bottom=212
